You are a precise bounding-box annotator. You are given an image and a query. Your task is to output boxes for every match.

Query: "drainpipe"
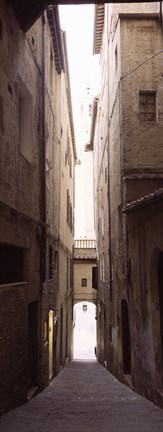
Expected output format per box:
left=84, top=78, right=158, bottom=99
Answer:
left=41, top=12, right=47, bottom=291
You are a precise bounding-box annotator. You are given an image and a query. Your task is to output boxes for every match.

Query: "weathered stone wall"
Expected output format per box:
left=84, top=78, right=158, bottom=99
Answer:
left=0, top=207, right=41, bottom=414
left=127, top=202, right=163, bottom=406
left=0, top=0, right=71, bottom=415
left=108, top=13, right=163, bottom=387
left=56, top=244, right=73, bottom=372
left=93, top=1, right=163, bottom=406
left=45, top=19, right=61, bottom=239
left=54, top=37, right=75, bottom=374
left=60, top=71, right=75, bottom=251
left=0, top=0, right=43, bottom=414
left=93, top=5, right=111, bottom=366
left=0, top=2, right=42, bottom=219
left=120, top=18, right=163, bottom=176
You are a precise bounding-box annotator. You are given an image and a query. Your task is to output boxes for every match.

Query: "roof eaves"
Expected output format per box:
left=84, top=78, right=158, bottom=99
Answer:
left=10, top=1, right=49, bottom=32
left=93, top=3, right=105, bottom=55
left=119, top=12, right=159, bottom=21
left=122, top=188, right=163, bottom=214
left=86, top=96, right=98, bottom=151
left=47, top=6, right=65, bottom=75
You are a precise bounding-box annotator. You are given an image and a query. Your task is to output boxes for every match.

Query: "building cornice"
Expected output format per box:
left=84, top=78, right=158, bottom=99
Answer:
left=118, top=12, right=159, bottom=20
left=47, top=6, right=65, bottom=75
left=93, top=3, right=105, bottom=55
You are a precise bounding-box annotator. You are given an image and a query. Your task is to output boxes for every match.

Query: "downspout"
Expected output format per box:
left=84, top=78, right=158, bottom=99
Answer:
left=107, top=5, right=113, bottom=302
left=41, top=12, right=47, bottom=292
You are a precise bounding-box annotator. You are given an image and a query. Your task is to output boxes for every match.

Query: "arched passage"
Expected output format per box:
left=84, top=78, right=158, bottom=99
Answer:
left=73, top=301, right=96, bottom=359
left=150, top=247, right=163, bottom=387
left=121, top=300, right=131, bottom=374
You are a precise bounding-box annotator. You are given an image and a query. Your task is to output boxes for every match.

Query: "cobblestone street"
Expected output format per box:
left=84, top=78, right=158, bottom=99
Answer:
left=0, top=360, right=163, bottom=432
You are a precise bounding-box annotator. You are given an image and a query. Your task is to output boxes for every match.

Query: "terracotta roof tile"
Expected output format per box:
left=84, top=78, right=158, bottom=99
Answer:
left=123, top=188, right=163, bottom=213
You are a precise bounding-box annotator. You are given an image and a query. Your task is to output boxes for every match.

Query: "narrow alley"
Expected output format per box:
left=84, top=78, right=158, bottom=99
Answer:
left=0, top=360, right=163, bottom=432
left=1, top=0, right=163, bottom=423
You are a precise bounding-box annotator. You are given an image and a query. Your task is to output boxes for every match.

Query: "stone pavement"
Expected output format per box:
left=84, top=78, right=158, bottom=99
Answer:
left=0, top=360, right=163, bottom=432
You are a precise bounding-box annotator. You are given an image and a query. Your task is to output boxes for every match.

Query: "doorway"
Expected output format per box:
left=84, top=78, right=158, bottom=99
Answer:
left=66, top=310, right=68, bottom=359
left=28, top=301, right=38, bottom=388
left=121, top=300, right=131, bottom=374
left=158, top=251, right=163, bottom=384
left=49, top=309, right=54, bottom=380
left=150, top=248, right=163, bottom=387
left=60, top=306, right=63, bottom=366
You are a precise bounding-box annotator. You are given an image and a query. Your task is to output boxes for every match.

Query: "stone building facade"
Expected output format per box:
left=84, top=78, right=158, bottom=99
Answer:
left=0, top=0, right=76, bottom=415
left=55, top=30, right=76, bottom=373
left=92, top=2, right=163, bottom=407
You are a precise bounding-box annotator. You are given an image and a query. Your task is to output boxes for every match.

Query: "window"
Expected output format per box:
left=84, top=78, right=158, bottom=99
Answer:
left=0, top=243, right=24, bottom=284
left=139, top=91, right=156, bottom=122
left=49, top=246, right=53, bottom=280
left=102, top=254, right=105, bottom=282
left=86, top=83, right=90, bottom=94
left=115, top=45, right=118, bottom=72
left=65, top=131, right=70, bottom=166
left=8, top=84, right=13, bottom=98
left=50, top=46, right=54, bottom=88
left=46, top=123, right=50, bottom=189
left=109, top=324, right=112, bottom=342
left=105, top=167, right=108, bottom=183
left=54, top=251, right=58, bottom=289
left=17, top=77, right=33, bottom=162
left=92, top=266, right=98, bottom=289
left=0, top=95, right=3, bottom=130
left=67, top=189, right=70, bottom=225
left=67, top=257, right=69, bottom=293
left=67, top=190, right=73, bottom=231
left=0, top=19, right=2, bottom=40
left=69, top=151, right=72, bottom=178
left=100, top=254, right=105, bottom=282
left=101, top=208, right=104, bottom=238
left=69, top=203, right=72, bottom=232
left=110, top=283, right=112, bottom=301
left=44, top=320, right=48, bottom=343
left=65, top=131, right=72, bottom=177
left=118, top=204, right=122, bottom=241
left=89, top=103, right=92, bottom=116
left=70, top=259, right=73, bottom=289
left=81, top=278, right=87, bottom=287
